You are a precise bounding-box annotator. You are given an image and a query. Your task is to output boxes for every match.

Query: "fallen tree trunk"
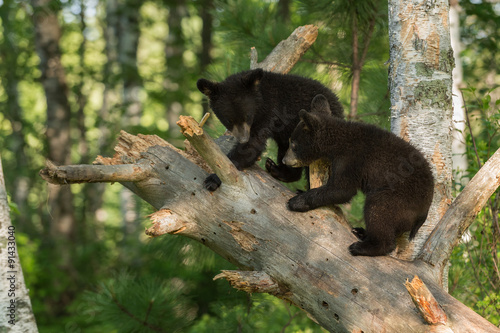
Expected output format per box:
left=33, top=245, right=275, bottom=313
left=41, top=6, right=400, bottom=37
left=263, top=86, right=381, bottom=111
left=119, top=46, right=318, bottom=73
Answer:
left=41, top=128, right=499, bottom=332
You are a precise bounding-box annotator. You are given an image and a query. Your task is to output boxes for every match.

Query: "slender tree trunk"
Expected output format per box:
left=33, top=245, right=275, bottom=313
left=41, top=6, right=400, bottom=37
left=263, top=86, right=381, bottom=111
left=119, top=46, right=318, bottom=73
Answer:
left=0, top=155, right=38, bottom=332
left=113, top=0, right=144, bottom=236
left=449, top=0, right=467, bottom=184
left=32, top=0, right=76, bottom=241
left=278, top=0, right=291, bottom=23
left=349, top=8, right=376, bottom=120
left=388, top=0, right=454, bottom=266
left=32, top=0, right=78, bottom=313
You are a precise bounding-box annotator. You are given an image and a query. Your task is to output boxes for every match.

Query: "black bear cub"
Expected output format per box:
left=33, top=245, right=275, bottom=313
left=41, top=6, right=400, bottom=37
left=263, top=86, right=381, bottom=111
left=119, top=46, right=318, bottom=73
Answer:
left=197, top=69, right=343, bottom=191
left=283, top=94, right=434, bottom=256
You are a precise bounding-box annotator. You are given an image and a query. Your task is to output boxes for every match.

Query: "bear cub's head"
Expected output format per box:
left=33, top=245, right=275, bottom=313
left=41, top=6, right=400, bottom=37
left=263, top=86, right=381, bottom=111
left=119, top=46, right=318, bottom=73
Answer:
left=283, top=94, right=333, bottom=167
left=197, top=69, right=264, bottom=144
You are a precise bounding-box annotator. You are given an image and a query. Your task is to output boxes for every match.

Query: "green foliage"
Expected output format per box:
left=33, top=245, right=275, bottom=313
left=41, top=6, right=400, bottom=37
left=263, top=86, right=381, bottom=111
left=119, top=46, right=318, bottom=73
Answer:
left=449, top=87, right=500, bottom=326
left=190, top=294, right=326, bottom=333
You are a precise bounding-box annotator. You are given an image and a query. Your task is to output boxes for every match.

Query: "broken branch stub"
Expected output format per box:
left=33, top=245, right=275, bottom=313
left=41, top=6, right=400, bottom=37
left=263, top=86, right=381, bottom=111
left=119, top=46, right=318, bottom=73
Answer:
left=177, top=115, right=241, bottom=187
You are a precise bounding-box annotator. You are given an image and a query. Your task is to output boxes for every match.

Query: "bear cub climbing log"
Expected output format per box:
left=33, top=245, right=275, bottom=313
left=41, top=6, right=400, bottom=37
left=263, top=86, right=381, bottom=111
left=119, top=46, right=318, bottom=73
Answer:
left=284, top=94, right=434, bottom=256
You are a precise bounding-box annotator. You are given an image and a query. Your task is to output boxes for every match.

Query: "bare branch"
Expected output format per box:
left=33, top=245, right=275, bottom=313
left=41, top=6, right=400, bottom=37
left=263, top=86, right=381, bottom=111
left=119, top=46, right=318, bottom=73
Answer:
left=40, top=160, right=152, bottom=184
left=251, top=25, right=318, bottom=73
left=418, top=148, right=500, bottom=271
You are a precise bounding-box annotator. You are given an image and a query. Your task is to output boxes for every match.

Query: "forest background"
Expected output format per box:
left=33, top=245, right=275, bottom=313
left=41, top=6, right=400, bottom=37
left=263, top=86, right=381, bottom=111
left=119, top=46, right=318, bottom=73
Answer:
left=0, top=0, right=499, bottom=332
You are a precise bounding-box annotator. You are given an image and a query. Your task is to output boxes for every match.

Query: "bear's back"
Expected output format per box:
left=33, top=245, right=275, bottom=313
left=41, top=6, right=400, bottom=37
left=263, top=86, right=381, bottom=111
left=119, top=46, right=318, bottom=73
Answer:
left=324, top=119, right=433, bottom=197
left=260, top=72, right=344, bottom=119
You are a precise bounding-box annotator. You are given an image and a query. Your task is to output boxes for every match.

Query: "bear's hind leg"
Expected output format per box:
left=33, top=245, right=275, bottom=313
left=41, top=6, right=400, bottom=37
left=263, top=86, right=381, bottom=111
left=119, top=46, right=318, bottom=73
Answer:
left=348, top=234, right=396, bottom=256
left=348, top=195, right=399, bottom=256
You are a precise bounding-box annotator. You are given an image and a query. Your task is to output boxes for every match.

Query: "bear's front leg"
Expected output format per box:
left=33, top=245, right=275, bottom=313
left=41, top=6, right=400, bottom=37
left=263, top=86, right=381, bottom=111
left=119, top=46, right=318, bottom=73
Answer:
left=287, top=181, right=357, bottom=212
left=265, top=158, right=304, bottom=182
left=287, top=186, right=333, bottom=212
left=203, top=134, right=268, bottom=191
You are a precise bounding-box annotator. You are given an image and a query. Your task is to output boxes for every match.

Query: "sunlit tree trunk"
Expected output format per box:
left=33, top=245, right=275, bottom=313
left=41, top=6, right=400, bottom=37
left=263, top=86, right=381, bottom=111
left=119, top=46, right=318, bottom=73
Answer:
left=450, top=0, right=467, bottom=184
left=388, top=0, right=454, bottom=266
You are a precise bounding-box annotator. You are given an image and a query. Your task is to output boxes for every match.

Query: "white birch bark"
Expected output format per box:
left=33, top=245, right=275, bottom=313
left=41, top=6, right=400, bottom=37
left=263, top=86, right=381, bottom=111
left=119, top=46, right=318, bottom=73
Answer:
left=0, top=156, right=38, bottom=332
left=388, top=0, right=455, bottom=262
left=450, top=0, right=468, bottom=184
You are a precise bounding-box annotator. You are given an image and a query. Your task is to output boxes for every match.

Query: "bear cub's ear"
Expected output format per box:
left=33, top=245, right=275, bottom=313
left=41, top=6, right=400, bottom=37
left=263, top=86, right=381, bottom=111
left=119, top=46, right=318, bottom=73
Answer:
left=197, top=79, right=218, bottom=97
left=242, top=68, right=264, bottom=88
left=299, top=109, right=321, bottom=132
left=310, top=94, right=332, bottom=116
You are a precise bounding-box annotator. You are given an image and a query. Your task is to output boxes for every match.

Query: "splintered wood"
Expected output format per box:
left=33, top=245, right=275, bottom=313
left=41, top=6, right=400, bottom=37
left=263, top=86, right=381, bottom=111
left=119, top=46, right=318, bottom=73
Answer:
left=405, top=276, right=454, bottom=332
left=213, top=270, right=289, bottom=296
left=146, top=209, right=191, bottom=237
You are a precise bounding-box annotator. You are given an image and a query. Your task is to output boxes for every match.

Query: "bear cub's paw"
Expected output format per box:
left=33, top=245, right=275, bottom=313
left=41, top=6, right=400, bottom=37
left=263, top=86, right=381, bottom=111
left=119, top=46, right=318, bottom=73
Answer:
left=348, top=242, right=365, bottom=256
left=265, top=158, right=286, bottom=181
left=351, top=228, right=367, bottom=240
left=287, top=194, right=311, bottom=212
left=204, top=173, right=222, bottom=192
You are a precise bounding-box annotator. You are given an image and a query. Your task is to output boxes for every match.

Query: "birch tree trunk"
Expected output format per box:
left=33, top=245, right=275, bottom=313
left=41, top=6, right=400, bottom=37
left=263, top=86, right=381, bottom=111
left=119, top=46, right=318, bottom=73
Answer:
left=449, top=0, right=468, bottom=183
left=388, top=0, right=454, bottom=264
left=0, top=156, right=38, bottom=332
left=39, top=25, right=500, bottom=332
